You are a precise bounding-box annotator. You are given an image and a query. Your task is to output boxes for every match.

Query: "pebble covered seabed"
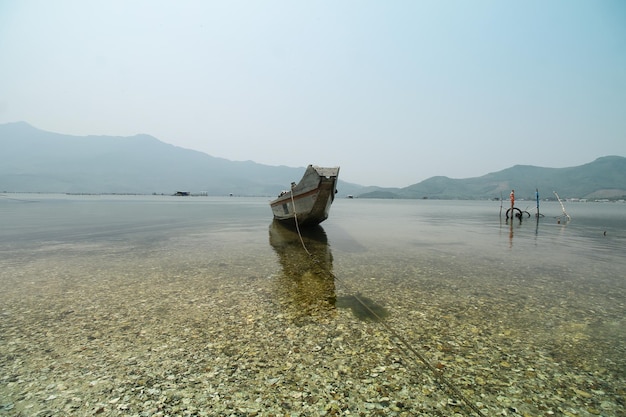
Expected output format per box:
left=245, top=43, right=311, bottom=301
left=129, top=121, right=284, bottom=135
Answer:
left=1, top=211, right=625, bottom=416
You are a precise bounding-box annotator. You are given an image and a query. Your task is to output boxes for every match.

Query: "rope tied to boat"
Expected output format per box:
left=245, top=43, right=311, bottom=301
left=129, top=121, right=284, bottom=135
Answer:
left=332, top=276, right=488, bottom=417
left=289, top=204, right=487, bottom=416
left=290, top=187, right=311, bottom=256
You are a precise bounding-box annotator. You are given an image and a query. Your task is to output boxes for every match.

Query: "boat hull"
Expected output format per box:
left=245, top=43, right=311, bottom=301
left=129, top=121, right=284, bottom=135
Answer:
left=270, top=165, right=339, bottom=226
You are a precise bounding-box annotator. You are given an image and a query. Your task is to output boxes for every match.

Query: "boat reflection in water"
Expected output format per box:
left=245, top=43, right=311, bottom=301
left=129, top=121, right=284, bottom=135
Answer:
left=269, top=220, right=389, bottom=322
left=269, top=220, right=337, bottom=321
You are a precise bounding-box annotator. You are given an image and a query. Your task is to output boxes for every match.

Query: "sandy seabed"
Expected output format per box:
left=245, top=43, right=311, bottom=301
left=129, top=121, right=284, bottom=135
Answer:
left=1, top=227, right=625, bottom=417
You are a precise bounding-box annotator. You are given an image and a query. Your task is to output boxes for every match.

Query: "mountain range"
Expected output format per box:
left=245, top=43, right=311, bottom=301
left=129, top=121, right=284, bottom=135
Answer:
left=1, top=122, right=625, bottom=200
left=363, top=156, right=626, bottom=200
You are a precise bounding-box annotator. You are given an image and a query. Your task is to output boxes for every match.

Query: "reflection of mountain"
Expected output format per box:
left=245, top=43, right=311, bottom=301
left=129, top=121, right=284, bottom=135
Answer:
left=269, top=220, right=336, bottom=320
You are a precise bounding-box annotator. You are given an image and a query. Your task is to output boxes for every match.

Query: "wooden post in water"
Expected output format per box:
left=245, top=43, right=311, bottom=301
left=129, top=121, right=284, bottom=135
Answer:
left=510, top=189, right=515, bottom=218
left=553, top=191, right=571, bottom=222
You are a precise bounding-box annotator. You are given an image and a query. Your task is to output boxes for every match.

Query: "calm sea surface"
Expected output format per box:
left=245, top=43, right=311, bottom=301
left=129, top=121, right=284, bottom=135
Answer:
left=1, top=194, right=624, bottom=416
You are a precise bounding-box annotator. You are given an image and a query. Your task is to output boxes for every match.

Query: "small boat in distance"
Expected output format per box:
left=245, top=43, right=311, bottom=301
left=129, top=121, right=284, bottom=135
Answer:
left=270, top=165, right=340, bottom=226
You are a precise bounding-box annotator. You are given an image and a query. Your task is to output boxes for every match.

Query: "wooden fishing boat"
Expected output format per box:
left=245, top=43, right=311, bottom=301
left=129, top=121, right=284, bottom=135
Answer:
left=270, top=165, right=339, bottom=226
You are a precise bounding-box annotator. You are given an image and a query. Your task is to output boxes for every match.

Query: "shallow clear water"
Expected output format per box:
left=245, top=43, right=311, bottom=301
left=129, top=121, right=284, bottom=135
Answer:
left=1, top=194, right=624, bottom=416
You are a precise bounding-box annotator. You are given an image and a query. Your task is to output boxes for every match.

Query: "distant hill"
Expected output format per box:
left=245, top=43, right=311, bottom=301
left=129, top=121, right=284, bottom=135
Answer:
left=0, top=122, right=365, bottom=196
left=1, top=122, right=624, bottom=199
left=359, top=156, right=626, bottom=200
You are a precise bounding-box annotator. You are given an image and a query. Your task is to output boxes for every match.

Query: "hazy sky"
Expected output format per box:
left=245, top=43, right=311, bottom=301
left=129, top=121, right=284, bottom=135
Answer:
left=1, top=1, right=625, bottom=187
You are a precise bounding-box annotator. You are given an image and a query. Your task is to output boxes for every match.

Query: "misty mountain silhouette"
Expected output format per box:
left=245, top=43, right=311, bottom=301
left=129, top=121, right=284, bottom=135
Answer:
left=1, top=122, right=624, bottom=199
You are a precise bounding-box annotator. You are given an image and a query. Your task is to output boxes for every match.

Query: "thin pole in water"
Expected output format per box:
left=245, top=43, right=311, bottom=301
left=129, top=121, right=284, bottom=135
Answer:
left=536, top=188, right=540, bottom=217
left=553, top=190, right=571, bottom=222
